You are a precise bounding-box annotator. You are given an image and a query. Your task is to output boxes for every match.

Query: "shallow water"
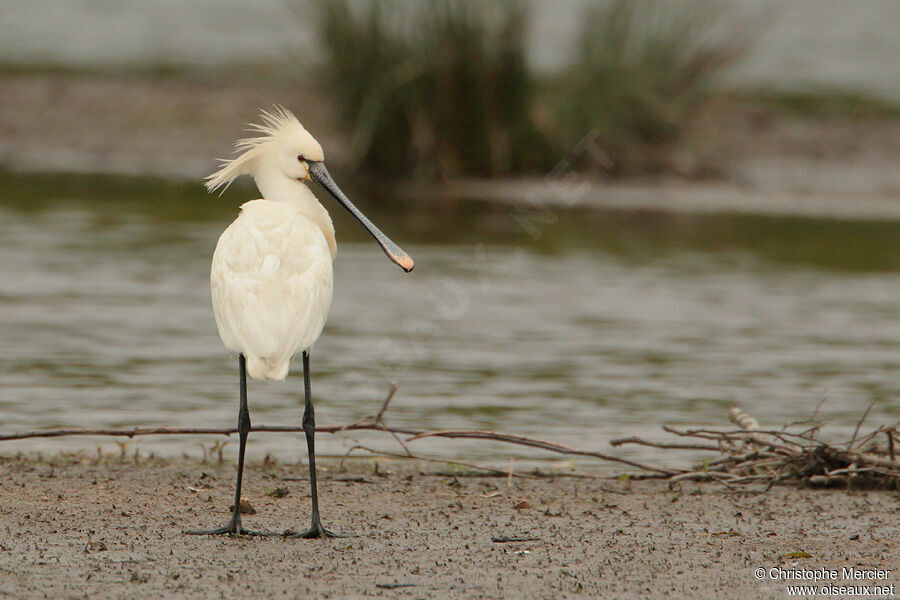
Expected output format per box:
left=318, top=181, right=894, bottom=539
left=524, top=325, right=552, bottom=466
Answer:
left=1, top=174, right=898, bottom=467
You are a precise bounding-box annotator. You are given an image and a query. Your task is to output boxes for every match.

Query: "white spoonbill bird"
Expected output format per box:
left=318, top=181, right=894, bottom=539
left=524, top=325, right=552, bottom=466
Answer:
left=189, top=108, right=413, bottom=538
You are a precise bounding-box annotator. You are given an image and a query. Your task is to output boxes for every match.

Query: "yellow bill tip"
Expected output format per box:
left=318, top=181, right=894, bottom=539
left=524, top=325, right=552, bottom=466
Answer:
left=392, top=252, right=415, bottom=273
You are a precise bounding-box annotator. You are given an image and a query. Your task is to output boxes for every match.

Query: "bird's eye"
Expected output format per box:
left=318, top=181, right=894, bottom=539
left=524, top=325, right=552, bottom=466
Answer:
left=297, top=154, right=305, bottom=162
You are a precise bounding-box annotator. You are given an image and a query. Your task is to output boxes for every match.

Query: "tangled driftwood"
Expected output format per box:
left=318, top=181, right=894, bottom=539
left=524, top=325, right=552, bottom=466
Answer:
left=612, top=404, right=900, bottom=489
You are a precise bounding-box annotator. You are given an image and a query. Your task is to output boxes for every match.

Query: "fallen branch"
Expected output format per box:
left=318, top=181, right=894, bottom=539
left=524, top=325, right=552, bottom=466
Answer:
left=0, top=385, right=677, bottom=476
left=405, top=429, right=677, bottom=475
left=609, top=437, right=720, bottom=452
left=0, top=424, right=407, bottom=442
left=0, top=423, right=674, bottom=473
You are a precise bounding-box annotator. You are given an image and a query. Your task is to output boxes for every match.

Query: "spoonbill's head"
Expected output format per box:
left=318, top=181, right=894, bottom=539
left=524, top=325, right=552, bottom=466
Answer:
left=206, top=107, right=414, bottom=272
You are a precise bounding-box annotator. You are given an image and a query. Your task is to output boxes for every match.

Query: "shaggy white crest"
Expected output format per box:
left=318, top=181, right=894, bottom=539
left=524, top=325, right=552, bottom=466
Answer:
left=205, top=106, right=325, bottom=195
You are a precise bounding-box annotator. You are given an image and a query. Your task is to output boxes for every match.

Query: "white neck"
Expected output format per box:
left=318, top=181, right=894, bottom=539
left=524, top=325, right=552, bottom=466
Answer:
left=252, top=164, right=337, bottom=258
left=252, top=162, right=305, bottom=201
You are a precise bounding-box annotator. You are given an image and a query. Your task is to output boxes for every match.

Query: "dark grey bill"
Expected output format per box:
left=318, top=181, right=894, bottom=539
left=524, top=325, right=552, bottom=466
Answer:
left=308, top=161, right=414, bottom=273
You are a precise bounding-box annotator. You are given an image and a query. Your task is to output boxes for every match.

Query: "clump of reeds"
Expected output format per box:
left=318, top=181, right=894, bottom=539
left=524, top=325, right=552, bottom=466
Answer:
left=307, top=0, right=762, bottom=178
left=309, top=0, right=546, bottom=178
left=549, top=0, right=762, bottom=176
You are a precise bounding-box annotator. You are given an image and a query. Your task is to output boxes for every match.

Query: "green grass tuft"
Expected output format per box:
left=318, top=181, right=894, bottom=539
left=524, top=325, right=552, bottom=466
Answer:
left=306, top=0, right=762, bottom=178
left=309, top=0, right=547, bottom=178
left=547, top=0, right=763, bottom=176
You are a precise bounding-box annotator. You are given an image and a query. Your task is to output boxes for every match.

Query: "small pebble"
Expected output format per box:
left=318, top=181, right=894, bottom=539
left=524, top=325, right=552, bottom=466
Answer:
left=229, top=499, right=257, bottom=515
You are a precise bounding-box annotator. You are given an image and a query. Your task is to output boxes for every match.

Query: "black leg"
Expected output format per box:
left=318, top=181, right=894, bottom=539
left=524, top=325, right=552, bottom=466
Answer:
left=187, top=354, right=273, bottom=536
left=287, top=350, right=345, bottom=538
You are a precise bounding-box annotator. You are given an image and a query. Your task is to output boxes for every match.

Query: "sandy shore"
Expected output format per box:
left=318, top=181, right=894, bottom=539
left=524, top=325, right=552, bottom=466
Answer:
left=0, top=455, right=897, bottom=599
left=2, top=72, right=900, bottom=220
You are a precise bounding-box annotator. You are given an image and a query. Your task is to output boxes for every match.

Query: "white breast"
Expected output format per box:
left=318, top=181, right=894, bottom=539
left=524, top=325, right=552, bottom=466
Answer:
left=210, top=199, right=334, bottom=380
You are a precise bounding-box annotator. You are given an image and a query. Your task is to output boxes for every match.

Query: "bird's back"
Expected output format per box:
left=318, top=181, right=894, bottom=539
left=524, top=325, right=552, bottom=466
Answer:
left=211, top=199, right=334, bottom=380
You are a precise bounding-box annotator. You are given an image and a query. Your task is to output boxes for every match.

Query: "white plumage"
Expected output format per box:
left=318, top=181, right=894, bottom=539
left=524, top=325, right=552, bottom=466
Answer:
left=211, top=196, right=334, bottom=379
left=205, top=108, right=341, bottom=380
left=191, top=108, right=412, bottom=538
left=205, top=108, right=412, bottom=383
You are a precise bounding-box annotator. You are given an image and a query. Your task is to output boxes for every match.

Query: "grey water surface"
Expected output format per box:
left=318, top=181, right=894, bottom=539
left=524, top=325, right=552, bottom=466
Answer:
left=1, top=174, right=898, bottom=467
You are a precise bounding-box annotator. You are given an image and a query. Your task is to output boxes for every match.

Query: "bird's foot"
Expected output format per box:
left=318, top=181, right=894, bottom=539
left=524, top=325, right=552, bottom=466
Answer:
left=283, top=521, right=351, bottom=539
left=185, top=522, right=277, bottom=537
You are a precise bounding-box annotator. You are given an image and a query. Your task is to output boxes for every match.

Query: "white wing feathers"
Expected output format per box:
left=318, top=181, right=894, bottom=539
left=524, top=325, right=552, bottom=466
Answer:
left=211, top=200, right=334, bottom=380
